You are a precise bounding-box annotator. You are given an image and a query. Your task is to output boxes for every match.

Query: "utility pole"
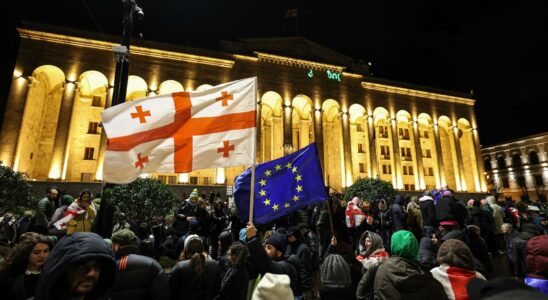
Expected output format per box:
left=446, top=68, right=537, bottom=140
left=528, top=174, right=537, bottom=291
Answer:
left=95, top=0, right=143, bottom=238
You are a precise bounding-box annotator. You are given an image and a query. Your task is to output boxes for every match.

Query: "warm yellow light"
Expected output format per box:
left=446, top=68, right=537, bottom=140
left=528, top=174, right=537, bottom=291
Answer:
left=67, top=73, right=77, bottom=82
left=13, top=69, right=22, bottom=78
left=179, top=173, right=189, bottom=183
left=216, top=168, right=225, bottom=184
left=48, top=161, right=62, bottom=179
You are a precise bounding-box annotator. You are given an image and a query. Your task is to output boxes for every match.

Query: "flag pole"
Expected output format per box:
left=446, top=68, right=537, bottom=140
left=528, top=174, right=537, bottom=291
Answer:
left=249, top=77, right=258, bottom=224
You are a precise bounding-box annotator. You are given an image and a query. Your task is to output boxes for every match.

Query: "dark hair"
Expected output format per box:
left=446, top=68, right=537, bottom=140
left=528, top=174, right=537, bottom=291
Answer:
left=228, top=242, right=248, bottom=267
left=46, top=186, right=59, bottom=194
left=79, top=189, right=93, bottom=201
left=182, top=238, right=206, bottom=286
left=0, top=232, right=53, bottom=278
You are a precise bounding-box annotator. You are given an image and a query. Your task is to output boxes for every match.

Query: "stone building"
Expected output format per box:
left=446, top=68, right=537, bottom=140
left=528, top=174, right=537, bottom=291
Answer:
left=0, top=23, right=487, bottom=193
left=482, top=132, right=548, bottom=202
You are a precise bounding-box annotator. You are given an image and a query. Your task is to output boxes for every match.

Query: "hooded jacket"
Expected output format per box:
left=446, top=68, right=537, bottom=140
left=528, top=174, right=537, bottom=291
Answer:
left=35, top=232, right=116, bottom=300
left=374, top=230, right=448, bottom=300
left=525, top=235, right=548, bottom=294
left=513, top=223, right=539, bottom=277
left=419, top=195, right=437, bottom=227
left=486, top=196, right=504, bottom=234
left=391, top=196, right=406, bottom=231
left=356, top=231, right=389, bottom=270
left=436, top=196, right=467, bottom=227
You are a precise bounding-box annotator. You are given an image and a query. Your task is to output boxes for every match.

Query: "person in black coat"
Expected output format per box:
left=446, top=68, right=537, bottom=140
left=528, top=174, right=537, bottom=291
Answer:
left=391, top=195, right=406, bottom=232
left=435, top=191, right=468, bottom=228
left=419, top=191, right=437, bottom=236
left=287, top=226, right=313, bottom=298
left=245, top=223, right=302, bottom=297
left=214, top=242, right=250, bottom=300
left=169, top=234, right=222, bottom=300
left=110, top=229, right=169, bottom=300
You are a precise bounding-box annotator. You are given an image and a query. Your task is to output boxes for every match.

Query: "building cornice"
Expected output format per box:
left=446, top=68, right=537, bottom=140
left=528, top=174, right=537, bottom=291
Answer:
left=254, top=52, right=346, bottom=72
left=18, top=28, right=235, bottom=68
left=361, top=82, right=475, bottom=106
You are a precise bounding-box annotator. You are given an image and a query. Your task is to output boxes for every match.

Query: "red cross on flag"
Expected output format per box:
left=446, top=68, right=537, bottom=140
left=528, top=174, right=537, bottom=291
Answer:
left=101, top=77, right=257, bottom=184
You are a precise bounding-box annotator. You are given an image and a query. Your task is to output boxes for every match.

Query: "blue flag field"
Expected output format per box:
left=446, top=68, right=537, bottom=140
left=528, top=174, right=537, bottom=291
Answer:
left=234, top=142, right=327, bottom=224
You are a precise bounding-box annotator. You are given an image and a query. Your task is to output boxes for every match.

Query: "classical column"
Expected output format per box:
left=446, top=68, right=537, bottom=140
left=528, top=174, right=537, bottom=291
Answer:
left=367, top=115, right=378, bottom=178
left=272, top=116, right=283, bottom=158
left=95, top=86, right=114, bottom=181
left=433, top=123, right=446, bottom=188
left=314, top=109, right=325, bottom=174
left=472, top=128, right=486, bottom=192
left=0, top=76, right=31, bottom=167
left=341, top=112, right=353, bottom=187
left=390, top=118, right=402, bottom=189
left=300, top=119, right=311, bottom=148
left=283, top=105, right=293, bottom=151
left=451, top=126, right=466, bottom=191
left=412, top=121, right=425, bottom=190
left=48, top=81, right=77, bottom=179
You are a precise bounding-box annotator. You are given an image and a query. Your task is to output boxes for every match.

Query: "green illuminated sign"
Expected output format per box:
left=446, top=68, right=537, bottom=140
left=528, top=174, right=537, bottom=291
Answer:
left=306, top=69, right=342, bottom=81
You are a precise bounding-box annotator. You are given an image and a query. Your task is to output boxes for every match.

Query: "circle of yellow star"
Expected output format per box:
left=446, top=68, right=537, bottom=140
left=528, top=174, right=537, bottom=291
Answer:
left=259, top=189, right=266, bottom=196
left=263, top=198, right=271, bottom=206
left=295, top=174, right=302, bottom=182
left=272, top=204, right=279, bottom=211
left=275, top=164, right=282, bottom=171
left=260, top=179, right=267, bottom=186
left=296, top=185, right=303, bottom=192
left=292, top=166, right=298, bottom=173
left=284, top=202, right=291, bottom=208
left=293, top=195, right=299, bottom=202
left=286, top=162, right=292, bottom=169
left=264, top=170, right=272, bottom=177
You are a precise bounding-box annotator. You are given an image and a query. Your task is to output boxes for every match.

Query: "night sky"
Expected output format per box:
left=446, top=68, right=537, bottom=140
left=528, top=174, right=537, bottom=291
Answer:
left=3, top=0, right=547, bottom=147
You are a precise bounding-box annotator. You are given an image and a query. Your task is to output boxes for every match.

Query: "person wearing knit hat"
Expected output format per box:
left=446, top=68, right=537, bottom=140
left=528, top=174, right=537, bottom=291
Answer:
left=111, top=229, right=137, bottom=246
left=431, top=239, right=485, bottom=300
left=245, top=223, right=302, bottom=298
left=251, top=273, right=294, bottom=300
left=110, top=229, right=169, bottom=300
left=374, top=230, right=448, bottom=299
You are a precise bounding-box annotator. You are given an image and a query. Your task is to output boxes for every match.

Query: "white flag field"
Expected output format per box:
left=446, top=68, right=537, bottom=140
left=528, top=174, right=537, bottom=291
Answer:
left=101, top=77, right=257, bottom=184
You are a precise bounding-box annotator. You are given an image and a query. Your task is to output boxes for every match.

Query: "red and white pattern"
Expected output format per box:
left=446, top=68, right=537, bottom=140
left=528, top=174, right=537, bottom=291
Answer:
left=431, top=265, right=485, bottom=300
left=53, top=201, right=94, bottom=230
left=101, top=77, right=257, bottom=184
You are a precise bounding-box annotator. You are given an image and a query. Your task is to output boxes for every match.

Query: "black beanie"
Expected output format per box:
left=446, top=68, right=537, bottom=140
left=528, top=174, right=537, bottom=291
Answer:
left=287, top=226, right=302, bottom=240
left=265, top=232, right=287, bottom=253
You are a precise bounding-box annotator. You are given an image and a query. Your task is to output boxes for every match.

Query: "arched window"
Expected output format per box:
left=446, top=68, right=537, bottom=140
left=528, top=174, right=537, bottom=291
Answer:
left=484, top=159, right=492, bottom=171
left=497, top=156, right=507, bottom=169
left=511, top=154, right=522, bottom=167
left=529, top=151, right=540, bottom=165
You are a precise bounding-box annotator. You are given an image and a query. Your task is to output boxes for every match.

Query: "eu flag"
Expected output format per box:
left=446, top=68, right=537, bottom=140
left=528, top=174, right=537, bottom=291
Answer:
left=234, top=142, right=327, bottom=224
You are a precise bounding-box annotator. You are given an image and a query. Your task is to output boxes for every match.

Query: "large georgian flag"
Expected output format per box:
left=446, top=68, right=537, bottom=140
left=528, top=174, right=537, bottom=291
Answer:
left=101, top=77, right=257, bottom=184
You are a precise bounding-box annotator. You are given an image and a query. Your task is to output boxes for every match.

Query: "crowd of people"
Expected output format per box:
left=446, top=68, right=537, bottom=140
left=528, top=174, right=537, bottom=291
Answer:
left=1, top=185, right=547, bottom=300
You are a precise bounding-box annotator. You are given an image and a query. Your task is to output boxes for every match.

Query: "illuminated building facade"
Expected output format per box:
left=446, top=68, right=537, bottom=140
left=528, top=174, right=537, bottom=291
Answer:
left=482, top=133, right=548, bottom=202
left=0, top=24, right=487, bottom=193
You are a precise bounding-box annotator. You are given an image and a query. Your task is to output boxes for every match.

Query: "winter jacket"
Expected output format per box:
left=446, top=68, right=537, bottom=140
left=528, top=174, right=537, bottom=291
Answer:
left=303, top=230, right=320, bottom=271
left=214, top=265, right=249, bottom=300
left=35, top=232, right=116, bottom=300
left=35, top=197, right=55, bottom=228
left=436, top=196, right=467, bottom=227
left=65, top=200, right=97, bottom=235
left=419, top=196, right=437, bottom=227
left=374, top=256, right=448, bottom=300
left=391, top=196, right=406, bottom=232
left=513, top=224, right=538, bottom=277
left=356, top=261, right=382, bottom=300
left=111, top=245, right=169, bottom=300
left=169, top=256, right=222, bottom=300
left=406, top=203, right=424, bottom=240
left=486, top=196, right=504, bottom=234
left=418, top=237, right=439, bottom=270
left=286, top=240, right=313, bottom=291
left=525, top=235, right=548, bottom=294
left=246, top=236, right=302, bottom=296
left=0, top=273, right=40, bottom=300
left=504, top=230, right=519, bottom=263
